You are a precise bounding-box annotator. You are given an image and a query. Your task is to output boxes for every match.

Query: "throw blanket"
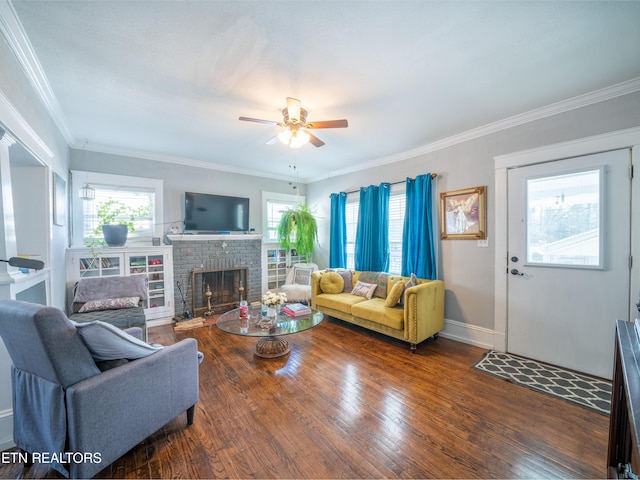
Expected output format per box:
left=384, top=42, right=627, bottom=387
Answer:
left=74, top=276, right=148, bottom=303
left=12, top=367, right=69, bottom=477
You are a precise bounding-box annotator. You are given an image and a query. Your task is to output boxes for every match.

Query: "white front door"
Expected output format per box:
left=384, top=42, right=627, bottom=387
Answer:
left=506, top=149, right=631, bottom=379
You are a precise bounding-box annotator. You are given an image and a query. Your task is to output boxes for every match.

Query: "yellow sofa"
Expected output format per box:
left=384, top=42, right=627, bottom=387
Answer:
left=310, top=270, right=444, bottom=352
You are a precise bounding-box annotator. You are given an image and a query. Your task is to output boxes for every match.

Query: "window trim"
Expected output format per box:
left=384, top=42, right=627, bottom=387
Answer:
left=70, top=170, right=164, bottom=247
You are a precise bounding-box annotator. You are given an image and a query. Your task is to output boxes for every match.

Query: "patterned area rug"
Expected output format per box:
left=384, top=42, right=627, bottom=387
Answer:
left=472, top=351, right=611, bottom=415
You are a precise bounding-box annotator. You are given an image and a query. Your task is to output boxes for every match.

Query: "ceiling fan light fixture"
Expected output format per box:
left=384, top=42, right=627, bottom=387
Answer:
left=290, top=130, right=310, bottom=148
left=287, top=97, right=301, bottom=124
left=278, top=129, right=292, bottom=144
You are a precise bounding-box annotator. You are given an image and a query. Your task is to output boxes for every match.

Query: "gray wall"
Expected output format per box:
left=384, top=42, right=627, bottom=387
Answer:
left=0, top=35, right=70, bottom=308
left=0, top=34, right=71, bottom=450
left=69, top=150, right=306, bottom=236
left=307, top=91, right=640, bottom=332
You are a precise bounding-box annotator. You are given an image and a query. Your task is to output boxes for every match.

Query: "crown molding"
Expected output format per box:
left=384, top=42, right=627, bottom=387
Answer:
left=0, top=89, right=54, bottom=163
left=0, top=0, right=74, bottom=145
left=310, top=77, right=640, bottom=183
left=79, top=142, right=293, bottom=183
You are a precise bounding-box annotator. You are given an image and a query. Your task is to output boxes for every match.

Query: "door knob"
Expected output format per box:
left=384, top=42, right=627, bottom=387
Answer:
left=510, top=269, right=524, bottom=276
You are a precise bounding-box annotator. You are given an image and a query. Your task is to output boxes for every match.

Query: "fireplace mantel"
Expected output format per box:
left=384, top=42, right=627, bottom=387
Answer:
left=168, top=234, right=263, bottom=242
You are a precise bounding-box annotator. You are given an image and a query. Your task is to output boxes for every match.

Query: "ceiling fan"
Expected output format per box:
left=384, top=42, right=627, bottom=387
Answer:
left=239, top=97, right=348, bottom=148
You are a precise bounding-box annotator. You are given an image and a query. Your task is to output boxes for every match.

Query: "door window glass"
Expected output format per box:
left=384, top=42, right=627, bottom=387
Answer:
left=526, top=168, right=602, bottom=267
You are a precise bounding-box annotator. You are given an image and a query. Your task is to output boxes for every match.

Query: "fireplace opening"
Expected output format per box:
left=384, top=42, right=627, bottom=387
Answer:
left=191, top=267, right=248, bottom=316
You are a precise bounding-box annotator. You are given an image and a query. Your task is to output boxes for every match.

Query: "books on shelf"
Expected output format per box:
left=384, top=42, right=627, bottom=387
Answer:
left=282, top=303, right=311, bottom=317
left=79, top=257, right=118, bottom=270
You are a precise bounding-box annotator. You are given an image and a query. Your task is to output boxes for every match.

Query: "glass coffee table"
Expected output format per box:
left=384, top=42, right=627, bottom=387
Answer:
left=216, top=305, right=323, bottom=358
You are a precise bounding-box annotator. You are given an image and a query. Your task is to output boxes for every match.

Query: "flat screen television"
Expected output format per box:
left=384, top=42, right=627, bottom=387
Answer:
left=184, top=192, right=249, bottom=233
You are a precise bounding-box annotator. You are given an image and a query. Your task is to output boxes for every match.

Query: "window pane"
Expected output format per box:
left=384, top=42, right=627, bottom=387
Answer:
left=388, top=193, right=405, bottom=275
left=84, top=186, right=154, bottom=241
left=526, top=169, right=601, bottom=266
left=266, top=200, right=298, bottom=242
left=345, top=199, right=358, bottom=270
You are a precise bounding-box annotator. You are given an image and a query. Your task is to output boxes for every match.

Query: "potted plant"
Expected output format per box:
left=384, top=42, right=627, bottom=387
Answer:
left=89, top=199, right=149, bottom=248
left=277, top=203, right=318, bottom=260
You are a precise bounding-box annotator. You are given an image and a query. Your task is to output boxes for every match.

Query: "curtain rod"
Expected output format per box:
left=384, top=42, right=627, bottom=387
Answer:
left=335, top=173, right=438, bottom=196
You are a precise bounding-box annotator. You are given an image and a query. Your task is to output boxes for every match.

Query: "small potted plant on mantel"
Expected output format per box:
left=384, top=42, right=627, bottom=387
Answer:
left=277, top=203, right=318, bottom=260
left=87, top=199, right=150, bottom=250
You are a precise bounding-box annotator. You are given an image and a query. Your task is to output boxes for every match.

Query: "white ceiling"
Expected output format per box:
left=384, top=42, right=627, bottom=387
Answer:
left=6, top=1, right=640, bottom=181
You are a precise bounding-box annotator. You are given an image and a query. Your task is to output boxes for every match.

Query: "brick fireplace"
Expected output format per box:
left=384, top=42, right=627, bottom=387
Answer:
left=169, top=234, right=263, bottom=318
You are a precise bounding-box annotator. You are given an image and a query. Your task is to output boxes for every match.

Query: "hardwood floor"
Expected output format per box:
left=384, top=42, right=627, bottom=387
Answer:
left=1, top=318, right=610, bottom=478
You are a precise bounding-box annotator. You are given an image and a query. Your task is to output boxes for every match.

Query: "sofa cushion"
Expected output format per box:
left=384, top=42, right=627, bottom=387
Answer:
left=314, top=292, right=367, bottom=314
left=351, top=299, right=404, bottom=330
left=78, top=296, right=140, bottom=313
left=320, top=272, right=344, bottom=294
left=351, top=281, right=377, bottom=299
left=399, top=273, right=419, bottom=306
left=327, top=269, right=353, bottom=292
left=385, top=281, right=405, bottom=307
left=358, top=272, right=389, bottom=299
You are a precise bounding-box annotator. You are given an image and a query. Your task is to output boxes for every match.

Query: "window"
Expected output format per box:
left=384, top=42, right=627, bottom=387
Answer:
left=345, top=198, right=358, bottom=270
left=344, top=184, right=405, bottom=274
left=71, top=171, right=163, bottom=247
left=526, top=168, right=602, bottom=267
left=262, top=191, right=305, bottom=242
left=388, top=188, right=406, bottom=274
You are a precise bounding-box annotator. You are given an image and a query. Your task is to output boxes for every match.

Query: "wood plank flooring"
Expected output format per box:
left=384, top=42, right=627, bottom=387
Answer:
left=1, top=317, right=610, bottom=478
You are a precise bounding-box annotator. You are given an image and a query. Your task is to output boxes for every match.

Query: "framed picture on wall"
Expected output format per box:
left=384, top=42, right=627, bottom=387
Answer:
left=440, top=186, right=487, bottom=240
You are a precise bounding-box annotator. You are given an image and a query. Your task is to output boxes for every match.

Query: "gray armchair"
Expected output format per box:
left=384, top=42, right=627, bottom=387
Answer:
left=0, top=300, right=199, bottom=479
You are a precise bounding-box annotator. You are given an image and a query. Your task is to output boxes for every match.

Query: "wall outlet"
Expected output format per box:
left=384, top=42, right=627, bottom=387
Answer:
left=477, top=239, right=489, bottom=247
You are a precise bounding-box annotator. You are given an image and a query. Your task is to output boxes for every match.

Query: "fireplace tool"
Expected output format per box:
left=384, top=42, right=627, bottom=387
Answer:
left=203, top=284, right=213, bottom=317
left=176, top=280, right=192, bottom=320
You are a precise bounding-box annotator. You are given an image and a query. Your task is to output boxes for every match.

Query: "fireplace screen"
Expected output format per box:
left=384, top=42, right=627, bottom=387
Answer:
left=191, top=267, right=248, bottom=316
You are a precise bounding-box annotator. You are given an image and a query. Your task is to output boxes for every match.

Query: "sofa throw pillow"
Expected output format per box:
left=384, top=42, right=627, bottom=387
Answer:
left=327, top=269, right=353, bottom=292
left=399, top=273, right=419, bottom=306
left=351, top=281, right=377, bottom=299
left=72, top=320, right=163, bottom=362
left=293, top=267, right=314, bottom=286
left=358, top=272, right=389, bottom=299
left=320, top=272, right=344, bottom=294
left=78, top=296, right=140, bottom=313
left=385, top=281, right=405, bottom=307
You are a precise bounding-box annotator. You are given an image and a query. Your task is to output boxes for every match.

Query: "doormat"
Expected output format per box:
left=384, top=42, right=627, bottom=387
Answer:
left=472, top=351, right=611, bottom=415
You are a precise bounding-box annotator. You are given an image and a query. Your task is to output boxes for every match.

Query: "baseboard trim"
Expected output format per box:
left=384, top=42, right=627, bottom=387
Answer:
left=439, top=318, right=495, bottom=350
left=147, top=317, right=174, bottom=328
left=0, top=409, right=15, bottom=451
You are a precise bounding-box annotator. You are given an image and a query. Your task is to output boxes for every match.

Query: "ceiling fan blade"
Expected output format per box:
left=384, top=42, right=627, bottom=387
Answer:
left=305, top=119, right=349, bottom=129
left=307, top=131, right=325, bottom=147
left=239, top=116, right=280, bottom=125
left=287, top=97, right=302, bottom=123
left=265, top=135, right=279, bottom=145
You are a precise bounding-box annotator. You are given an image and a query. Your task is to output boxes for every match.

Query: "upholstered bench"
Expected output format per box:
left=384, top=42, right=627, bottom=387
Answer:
left=69, top=276, right=149, bottom=340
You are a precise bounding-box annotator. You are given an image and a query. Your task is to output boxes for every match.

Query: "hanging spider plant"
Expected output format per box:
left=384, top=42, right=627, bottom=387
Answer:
left=277, top=203, right=318, bottom=260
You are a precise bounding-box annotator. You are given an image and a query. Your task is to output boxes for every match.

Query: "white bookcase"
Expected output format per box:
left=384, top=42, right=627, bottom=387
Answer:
left=66, top=245, right=174, bottom=323
left=263, top=244, right=306, bottom=291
